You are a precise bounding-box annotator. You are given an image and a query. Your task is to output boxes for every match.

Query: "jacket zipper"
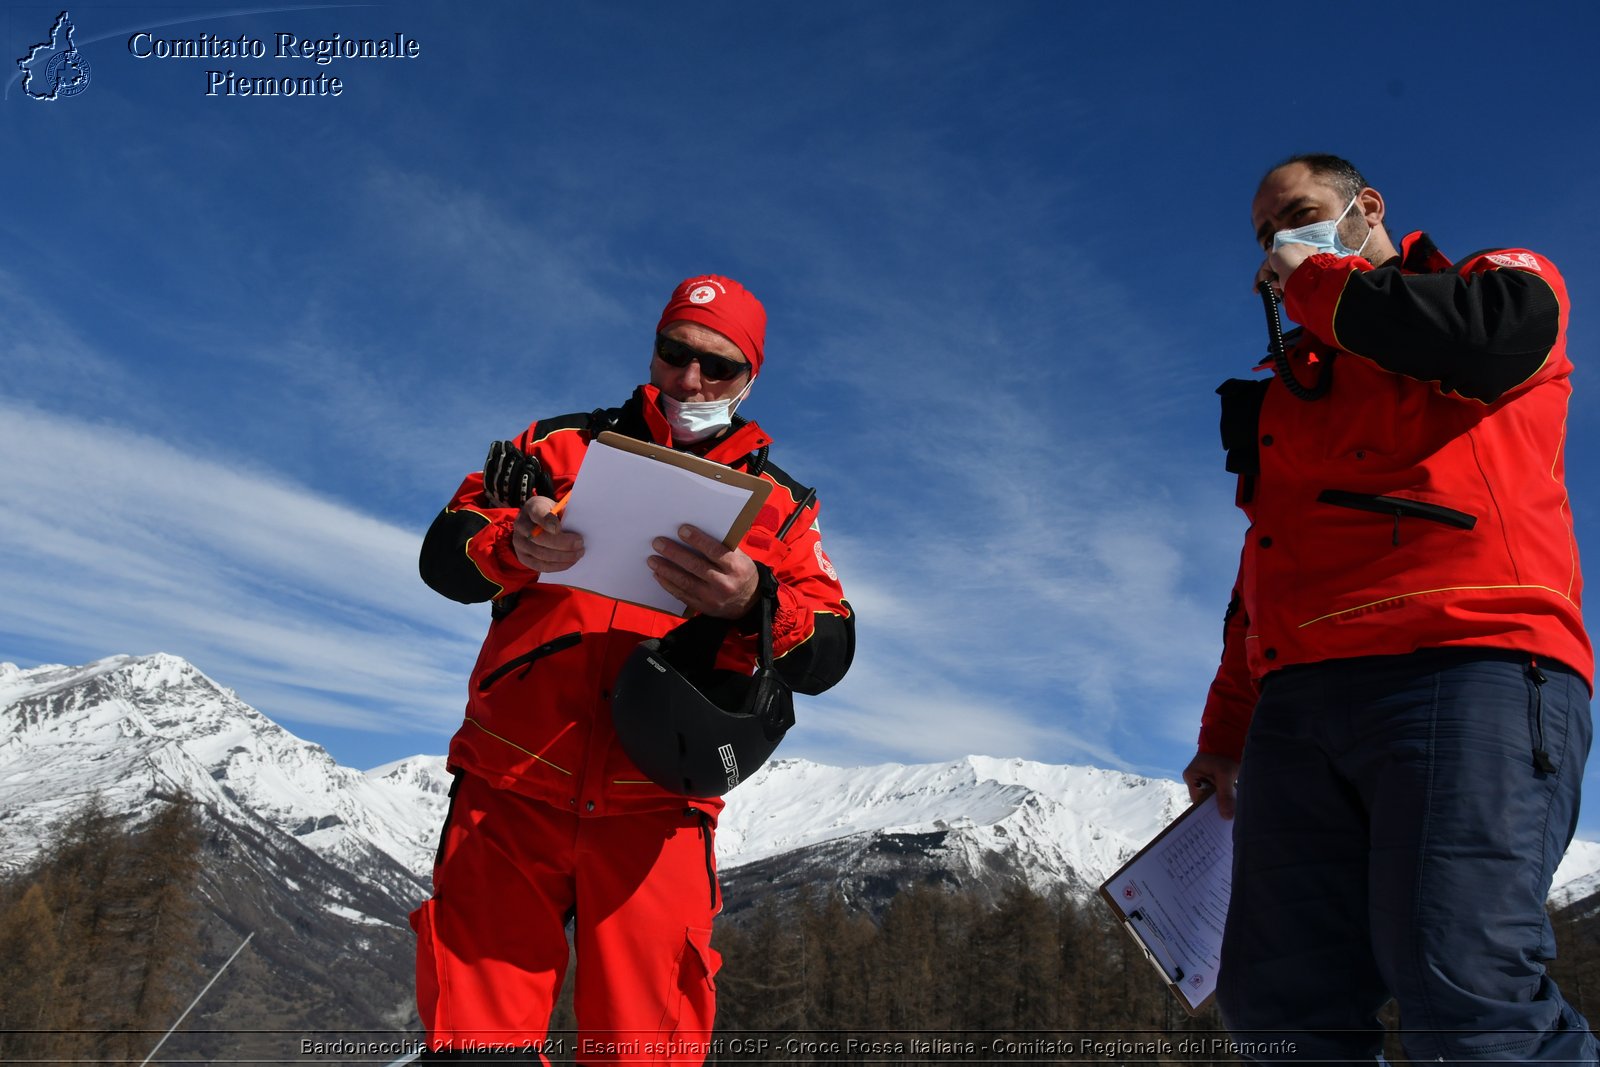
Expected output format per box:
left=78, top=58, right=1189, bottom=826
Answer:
left=477, top=632, right=583, bottom=693
left=1316, top=490, right=1477, bottom=547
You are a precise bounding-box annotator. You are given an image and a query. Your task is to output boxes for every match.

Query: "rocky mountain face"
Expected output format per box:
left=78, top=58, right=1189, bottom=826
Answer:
left=5, top=652, right=1599, bottom=1059
left=715, top=757, right=1191, bottom=919
left=0, top=654, right=449, bottom=1060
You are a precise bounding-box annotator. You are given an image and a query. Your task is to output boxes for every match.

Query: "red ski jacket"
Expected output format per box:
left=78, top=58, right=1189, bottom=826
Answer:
left=1200, top=233, right=1592, bottom=761
left=420, top=386, right=854, bottom=816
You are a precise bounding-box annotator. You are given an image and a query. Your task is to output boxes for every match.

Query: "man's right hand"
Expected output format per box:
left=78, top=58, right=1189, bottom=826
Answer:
left=1182, top=752, right=1240, bottom=819
left=510, top=497, right=584, bottom=573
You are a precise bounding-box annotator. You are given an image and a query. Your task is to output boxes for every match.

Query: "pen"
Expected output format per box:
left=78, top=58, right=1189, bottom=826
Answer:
left=529, top=495, right=568, bottom=539
left=776, top=487, right=817, bottom=540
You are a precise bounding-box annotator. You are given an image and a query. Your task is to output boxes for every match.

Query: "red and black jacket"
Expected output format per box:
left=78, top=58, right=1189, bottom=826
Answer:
left=1200, top=232, right=1592, bottom=761
left=420, top=385, right=855, bottom=816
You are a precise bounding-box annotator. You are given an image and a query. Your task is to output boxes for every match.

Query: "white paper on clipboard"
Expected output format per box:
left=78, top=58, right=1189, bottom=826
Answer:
left=549, top=433, right=766, bottom=615
left=1098, top=791, right=1234, bottom=1015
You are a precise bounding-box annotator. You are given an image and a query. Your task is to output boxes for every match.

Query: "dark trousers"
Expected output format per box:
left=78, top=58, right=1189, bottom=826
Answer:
left=1217, top=649, right=1596, bottom=1064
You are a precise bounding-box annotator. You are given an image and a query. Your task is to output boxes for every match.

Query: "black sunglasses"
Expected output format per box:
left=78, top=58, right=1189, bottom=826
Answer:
left=654, top=335, right=750, bottom=382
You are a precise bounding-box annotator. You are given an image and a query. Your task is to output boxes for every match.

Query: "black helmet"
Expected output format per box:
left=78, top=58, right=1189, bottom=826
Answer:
left=611, top=577, right=793, bottom=797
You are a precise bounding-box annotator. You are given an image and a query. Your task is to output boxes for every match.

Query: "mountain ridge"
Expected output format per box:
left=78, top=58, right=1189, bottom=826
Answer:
left=5, top=650, right=1600, bottom=1055
left=7, top=651, right=1600, bottom=901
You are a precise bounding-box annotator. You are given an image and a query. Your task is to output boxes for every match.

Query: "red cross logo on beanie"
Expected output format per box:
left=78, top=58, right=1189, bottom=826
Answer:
left=657, top=275, right=767, bottom=376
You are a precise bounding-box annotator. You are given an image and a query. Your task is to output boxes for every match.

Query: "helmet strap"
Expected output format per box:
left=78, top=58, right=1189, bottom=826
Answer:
left=754, top=563, right=779, bottom=671
left=750, top=485, right=813, bottom=671
left=744, top=563, right=793, bottom=739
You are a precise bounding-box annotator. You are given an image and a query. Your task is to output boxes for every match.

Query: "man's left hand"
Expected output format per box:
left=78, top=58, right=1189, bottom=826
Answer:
left=649, top=525, right=760, bottom=619
left=1261, top=242, right=1318, bottom=294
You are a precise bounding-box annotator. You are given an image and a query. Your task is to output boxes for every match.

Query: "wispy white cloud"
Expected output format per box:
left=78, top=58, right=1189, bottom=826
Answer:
left=701, top=135, right=1245, bottom=778
left=0, top=62, right=1243, bottom=791
left=791, top=655, right=1125, bottom=770
left=0, top=268, right=139, bottom=406
left=0, top=398, right=481, bottom=741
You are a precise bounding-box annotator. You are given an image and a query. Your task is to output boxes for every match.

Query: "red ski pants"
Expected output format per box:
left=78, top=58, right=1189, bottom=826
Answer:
left=411, top=773, right=722, bottom=1064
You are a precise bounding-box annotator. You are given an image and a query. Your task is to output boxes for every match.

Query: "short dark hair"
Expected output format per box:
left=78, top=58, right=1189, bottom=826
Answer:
left=1261, top=153, right=1368, bottom=203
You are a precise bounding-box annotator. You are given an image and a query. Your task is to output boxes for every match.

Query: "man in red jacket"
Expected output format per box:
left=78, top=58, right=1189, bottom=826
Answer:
left=1184, top=155, right=1595, bottom=1063
left=412, top=275, right=854, bottom=1063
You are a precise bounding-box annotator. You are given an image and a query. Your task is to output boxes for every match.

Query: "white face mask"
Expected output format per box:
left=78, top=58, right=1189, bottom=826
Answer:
left=1272, top=192, right=1372, bottom=259
left=660, top=379, right=754, bottom=444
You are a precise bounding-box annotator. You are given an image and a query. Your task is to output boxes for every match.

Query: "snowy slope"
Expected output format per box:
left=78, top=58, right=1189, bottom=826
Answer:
left=723, top=756, right=1600, bottom=902
left=4, top=653, right=1599, bottom=910
left=717, top=755, right=1189, bottom=892
left=0, top=654, right=447, bottom=903
left=1554, top=840, right=1600, bottom=906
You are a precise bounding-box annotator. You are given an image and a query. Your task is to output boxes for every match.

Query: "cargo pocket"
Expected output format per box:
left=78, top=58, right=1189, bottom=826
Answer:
left=409, top=898, right=449, bottom=1038
left=684, top=926, right=720, bottom=991
left=655, top=926, right=720, bottom=1049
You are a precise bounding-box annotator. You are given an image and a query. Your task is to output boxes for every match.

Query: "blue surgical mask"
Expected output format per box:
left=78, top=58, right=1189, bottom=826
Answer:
left=1272, top=193, right=1371, bottom=259
left=660, top=380, right=754, bottom=444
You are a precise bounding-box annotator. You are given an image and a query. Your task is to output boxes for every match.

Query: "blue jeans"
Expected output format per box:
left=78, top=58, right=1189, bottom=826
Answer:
left=1217, top=649, right=1596, bottom=1064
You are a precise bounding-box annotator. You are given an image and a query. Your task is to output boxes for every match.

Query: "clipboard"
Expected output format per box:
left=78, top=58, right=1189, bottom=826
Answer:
left=547, top=431, right=769, bottom=615
left=1097, top=791, right=1234, bottom=1016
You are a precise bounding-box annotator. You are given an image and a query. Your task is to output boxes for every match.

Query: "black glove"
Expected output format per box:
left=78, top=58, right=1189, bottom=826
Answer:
left=482, top=440, right=548, bottom=508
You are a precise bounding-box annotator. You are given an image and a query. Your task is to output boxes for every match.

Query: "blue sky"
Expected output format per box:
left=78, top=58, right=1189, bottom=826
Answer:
left=4, top=2, right=1600, bottom=829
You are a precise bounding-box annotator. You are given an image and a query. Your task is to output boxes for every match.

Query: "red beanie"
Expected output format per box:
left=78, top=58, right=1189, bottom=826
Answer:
left=655, top=275, right=766, bottom=377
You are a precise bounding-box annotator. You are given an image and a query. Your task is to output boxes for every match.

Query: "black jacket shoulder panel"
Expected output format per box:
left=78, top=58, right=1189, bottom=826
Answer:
left=1330, top=237, right=1560, bottom=402
left=529, top=410, right=601, bottom=443
left=529, top=395, right=650, bottom=447
left=757, top=456, right=813, bottom=506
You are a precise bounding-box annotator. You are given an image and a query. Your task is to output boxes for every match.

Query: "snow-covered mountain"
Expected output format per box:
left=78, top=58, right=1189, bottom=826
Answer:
left=0, top=653, right=1182, bottom=918
left=7, top=652, right=1600, bottom=905
left=0, top=653, right=451, bottom=1057
left=6, top=649, right=1600, bottom=1044
left=722, top=756, right=1600, bottom=911
left=12, top=647, right=1600, bottom=1065
left=0, top=653, right=449, bottom=901
left=717, top=756, right=1192, bottom=909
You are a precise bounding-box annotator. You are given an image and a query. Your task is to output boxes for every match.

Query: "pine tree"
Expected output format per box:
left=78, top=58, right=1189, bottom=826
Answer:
left=0, top=793, right=205, bottom=1064
left=798, top=891, right=876, bottom=1030
left=875, top=886, right=942, bottom=1028
left=715, top=893, right=807, bottom=1032
left=37, top=794, right=129, bottom=1058
left=0, top=881, right=71, bottom=1060
left=109, top=795, right=204, bottom=1061
left=971, top=882, right=1058, bottom=1029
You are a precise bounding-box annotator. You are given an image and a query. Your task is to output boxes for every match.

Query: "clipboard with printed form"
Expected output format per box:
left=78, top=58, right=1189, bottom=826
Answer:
left=1097, top=790, right=1234, bottom=1016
